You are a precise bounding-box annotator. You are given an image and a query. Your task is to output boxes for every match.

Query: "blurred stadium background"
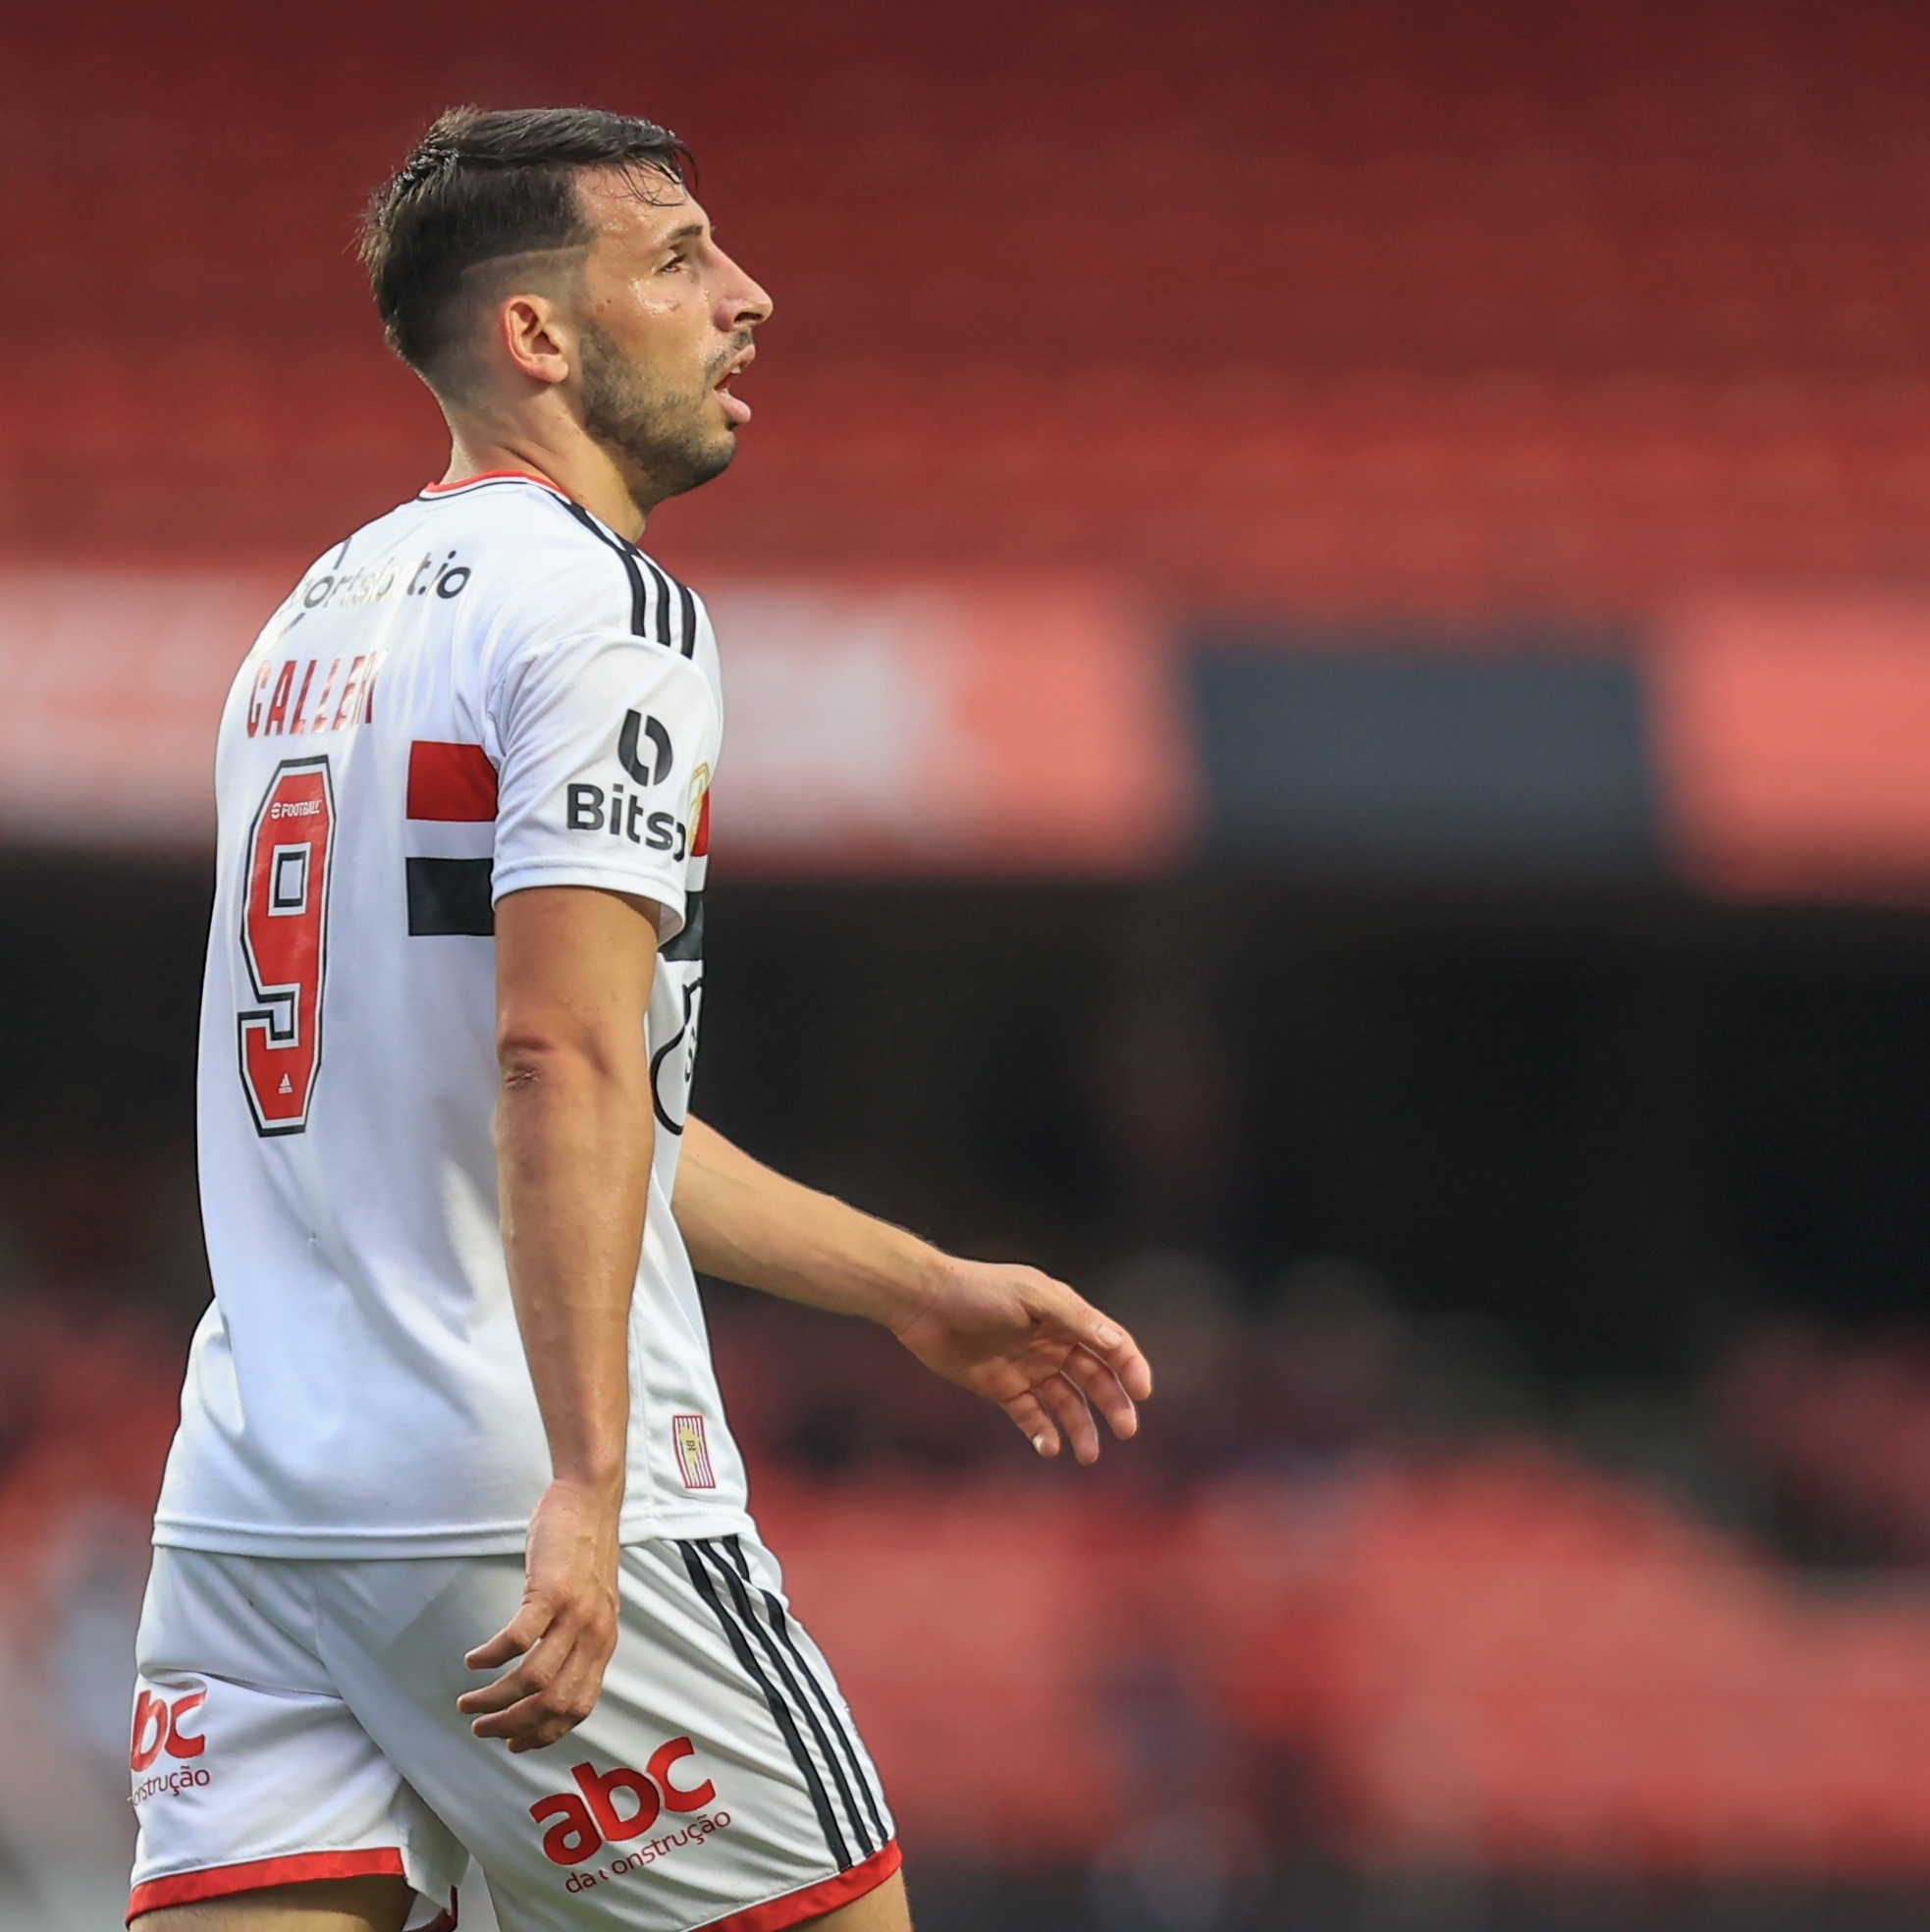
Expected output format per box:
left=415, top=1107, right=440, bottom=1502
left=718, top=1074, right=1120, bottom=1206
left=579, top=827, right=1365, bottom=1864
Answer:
left=7, top=1, right=1930, bottom=1926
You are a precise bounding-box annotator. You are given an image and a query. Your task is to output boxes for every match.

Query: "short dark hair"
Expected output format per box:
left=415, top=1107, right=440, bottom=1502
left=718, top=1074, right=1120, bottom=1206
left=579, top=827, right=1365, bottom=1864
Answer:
left=360, top=106, right=693, bottom=389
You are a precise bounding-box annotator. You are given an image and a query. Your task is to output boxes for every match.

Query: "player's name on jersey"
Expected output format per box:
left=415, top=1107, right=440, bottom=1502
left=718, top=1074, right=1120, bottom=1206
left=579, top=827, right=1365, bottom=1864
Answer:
left=242, top=649, right=389, bottom=738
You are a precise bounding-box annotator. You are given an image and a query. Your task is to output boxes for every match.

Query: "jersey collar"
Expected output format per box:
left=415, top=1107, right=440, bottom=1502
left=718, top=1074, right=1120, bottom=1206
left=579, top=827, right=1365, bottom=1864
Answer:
left=418, top=469, right=571, bottom=501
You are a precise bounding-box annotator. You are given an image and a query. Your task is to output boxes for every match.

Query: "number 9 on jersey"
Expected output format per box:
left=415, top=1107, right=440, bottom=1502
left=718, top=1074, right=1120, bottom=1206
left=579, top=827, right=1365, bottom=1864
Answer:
left=238, top=757, right=336, bottom=1136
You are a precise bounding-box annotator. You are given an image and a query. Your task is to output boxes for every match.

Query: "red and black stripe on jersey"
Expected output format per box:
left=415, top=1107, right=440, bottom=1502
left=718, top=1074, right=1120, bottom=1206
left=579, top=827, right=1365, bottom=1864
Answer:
left=404, top=485, right=704, bottom=942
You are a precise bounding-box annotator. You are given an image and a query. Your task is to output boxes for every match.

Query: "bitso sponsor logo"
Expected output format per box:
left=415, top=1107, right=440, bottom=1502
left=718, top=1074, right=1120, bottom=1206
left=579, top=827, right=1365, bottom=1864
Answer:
left=617, top=711, right=673, bottom=786
left=564, top=785, right=689, bottom=858
left=563, top=709, right=695, bottom=852
left=529, top=1738, right=724, bottom=1882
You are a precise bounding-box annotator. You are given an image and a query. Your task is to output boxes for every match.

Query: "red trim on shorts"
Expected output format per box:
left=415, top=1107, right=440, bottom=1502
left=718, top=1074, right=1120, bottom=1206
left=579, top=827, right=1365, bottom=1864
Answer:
left=695, top=1841, right=902, bottom=1932
left=127, top=1848, right=406, bottom=1922
left=419, top=469, right=565, bottom=498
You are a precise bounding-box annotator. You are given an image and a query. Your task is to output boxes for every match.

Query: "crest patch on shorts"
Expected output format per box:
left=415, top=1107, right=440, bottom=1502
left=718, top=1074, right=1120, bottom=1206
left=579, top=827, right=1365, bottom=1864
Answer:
left=671, top=1414, right=716, bottom=1489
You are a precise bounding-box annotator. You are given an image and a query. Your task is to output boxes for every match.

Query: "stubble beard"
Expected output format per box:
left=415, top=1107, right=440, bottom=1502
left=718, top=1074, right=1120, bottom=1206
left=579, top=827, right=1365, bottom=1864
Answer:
left=580, top=321, right=737, bottom=507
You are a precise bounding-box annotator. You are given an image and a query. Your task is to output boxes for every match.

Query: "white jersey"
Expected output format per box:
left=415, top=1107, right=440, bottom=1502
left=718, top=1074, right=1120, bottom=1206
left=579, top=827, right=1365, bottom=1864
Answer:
left=154, top=469, right=749, bottom=1558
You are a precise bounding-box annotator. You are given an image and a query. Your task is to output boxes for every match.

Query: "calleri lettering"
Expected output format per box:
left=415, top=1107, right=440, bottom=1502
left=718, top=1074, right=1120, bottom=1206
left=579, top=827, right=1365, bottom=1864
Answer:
left=563, top=783, right=686, bottom=858
left=530, top=1738, right=717, bottom=1867
left=130, top=1687, right=208, bottom=1771
left=245, top=652, right=384, bottom=738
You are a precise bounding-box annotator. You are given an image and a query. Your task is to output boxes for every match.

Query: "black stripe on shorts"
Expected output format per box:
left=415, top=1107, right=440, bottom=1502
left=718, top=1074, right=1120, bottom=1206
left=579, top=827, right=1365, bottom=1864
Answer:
left=679, top=1539, right=854, bottom=1871
left=723, top=1534, right=889, bottom=1849
left=694, top=1539, right=881, bottom=1864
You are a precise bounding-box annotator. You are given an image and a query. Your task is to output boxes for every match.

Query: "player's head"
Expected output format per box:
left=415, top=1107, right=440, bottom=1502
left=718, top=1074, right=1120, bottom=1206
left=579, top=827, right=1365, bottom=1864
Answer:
left=361, top=106, right=772, bottom=509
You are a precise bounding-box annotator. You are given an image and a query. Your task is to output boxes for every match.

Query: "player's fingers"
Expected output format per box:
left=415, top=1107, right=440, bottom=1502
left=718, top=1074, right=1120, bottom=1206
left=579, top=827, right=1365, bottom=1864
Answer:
left=458, top=1662, right=556, bottom=1720
left=469, top=1691, right=546, bottom=1743
left=1002, top=1388, right=1060, bottom=1458
left=469, top=1662, right=587, bottom=1744
left=1040, top=1284, right=1153, bottom=1402
left=477, top=1689, right=581, bottom=1749
left=457, top=1614, right=573, bottom=1713
left=485, top=1680, right=590, bottom=1750
left=457, top=1649, right=559, bottom=1715
left=484, top=1634, right=610, bottom=1749
left=462, top=1596, right=553, bottom=1672
left=1038, top=1370, right=1100, bottom=1466
left=1088, top=1320, right=1153, bottom=1401
left=1061, top=1344, right=1140, bottom=1439
left=509, top=1658, right=608, bottom=1752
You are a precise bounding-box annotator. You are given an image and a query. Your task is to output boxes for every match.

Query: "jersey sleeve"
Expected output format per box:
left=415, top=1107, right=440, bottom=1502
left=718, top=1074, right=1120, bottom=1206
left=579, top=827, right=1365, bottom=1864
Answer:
left=487, top=629, right=721, bottom=935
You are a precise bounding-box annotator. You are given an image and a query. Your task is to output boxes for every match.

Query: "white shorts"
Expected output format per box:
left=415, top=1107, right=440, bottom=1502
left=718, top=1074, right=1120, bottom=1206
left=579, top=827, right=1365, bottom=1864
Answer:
left=128, top=1533, right=898, bottom=1931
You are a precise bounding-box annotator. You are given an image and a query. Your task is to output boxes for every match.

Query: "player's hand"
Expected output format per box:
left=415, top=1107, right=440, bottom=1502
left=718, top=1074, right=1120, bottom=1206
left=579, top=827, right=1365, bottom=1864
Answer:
left=890, top=1260, right=1153, bottom=1464
left=457, top=1476, right=622, bottom=1752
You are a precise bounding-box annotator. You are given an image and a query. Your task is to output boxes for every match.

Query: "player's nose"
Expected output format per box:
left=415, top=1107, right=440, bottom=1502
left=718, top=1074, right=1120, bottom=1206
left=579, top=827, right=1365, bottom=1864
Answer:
left=718, top=248, right=773, bottom=329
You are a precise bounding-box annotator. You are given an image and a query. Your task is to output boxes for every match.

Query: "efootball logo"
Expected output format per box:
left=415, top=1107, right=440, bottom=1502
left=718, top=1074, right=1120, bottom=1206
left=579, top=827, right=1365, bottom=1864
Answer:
left=617, top=711, right=671, bottom=786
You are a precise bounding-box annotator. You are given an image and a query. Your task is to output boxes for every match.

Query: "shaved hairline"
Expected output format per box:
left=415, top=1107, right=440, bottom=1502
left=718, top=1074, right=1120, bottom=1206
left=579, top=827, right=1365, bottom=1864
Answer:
left=423, top=163, right=689, bottom=402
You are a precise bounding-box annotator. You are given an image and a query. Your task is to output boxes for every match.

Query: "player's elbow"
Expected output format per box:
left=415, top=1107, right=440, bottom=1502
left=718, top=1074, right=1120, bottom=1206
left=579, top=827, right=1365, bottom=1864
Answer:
left=496, top=1016, right=635, bottom=1094
left=497, top=1029, right=557, bottom=1095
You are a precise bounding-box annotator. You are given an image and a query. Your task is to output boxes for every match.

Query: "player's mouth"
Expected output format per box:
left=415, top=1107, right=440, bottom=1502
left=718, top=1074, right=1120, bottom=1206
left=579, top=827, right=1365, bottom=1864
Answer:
left=713, top=346, right=755, bottom=426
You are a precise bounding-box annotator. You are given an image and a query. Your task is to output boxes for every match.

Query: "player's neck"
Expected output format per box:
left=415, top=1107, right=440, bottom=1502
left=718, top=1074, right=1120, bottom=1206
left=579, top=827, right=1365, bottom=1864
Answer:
left=439, top=423, right=649, bottom=542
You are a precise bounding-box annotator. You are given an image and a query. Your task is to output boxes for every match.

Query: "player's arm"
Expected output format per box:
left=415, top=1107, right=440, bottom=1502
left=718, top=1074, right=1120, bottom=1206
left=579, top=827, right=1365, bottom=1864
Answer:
left=673, top=1116, right=1152, bottom=1463
left=457, top=884, right=660, bottom=1753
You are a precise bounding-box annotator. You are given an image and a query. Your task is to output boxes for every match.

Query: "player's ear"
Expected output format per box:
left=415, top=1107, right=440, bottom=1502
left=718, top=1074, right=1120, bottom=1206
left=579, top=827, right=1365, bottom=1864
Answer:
left=497, top=293, right=573, bottom=389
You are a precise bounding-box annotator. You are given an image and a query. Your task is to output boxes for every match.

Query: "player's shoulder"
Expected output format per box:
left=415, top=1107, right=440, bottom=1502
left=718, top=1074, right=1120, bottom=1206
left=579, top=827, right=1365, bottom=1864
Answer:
left=420, top=472, right=709, bottom=659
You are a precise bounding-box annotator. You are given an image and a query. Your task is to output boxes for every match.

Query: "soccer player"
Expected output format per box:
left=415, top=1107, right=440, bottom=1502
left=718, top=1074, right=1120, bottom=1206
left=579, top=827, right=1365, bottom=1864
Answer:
left=127, top=107, right=1152, bottom=1932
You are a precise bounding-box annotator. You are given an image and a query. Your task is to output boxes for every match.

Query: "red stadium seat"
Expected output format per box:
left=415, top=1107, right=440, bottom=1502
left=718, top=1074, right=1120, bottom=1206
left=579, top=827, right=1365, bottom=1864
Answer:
left=5, top=0, right=1930, bottom=610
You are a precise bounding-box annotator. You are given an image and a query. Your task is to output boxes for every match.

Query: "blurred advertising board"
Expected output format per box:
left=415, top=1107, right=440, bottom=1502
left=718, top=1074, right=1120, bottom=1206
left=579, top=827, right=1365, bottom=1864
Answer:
left=704, top=579, right=1192, bottom=874
left=0, top=571, right=1191, bottom=874
left=1187, top=629, right=1659, bottom=879
left=0, top=570, right=285, bottom=845
left=12, top=569, right=1930, bottom=901
left=1650, top=594, right=1930, bottom=900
